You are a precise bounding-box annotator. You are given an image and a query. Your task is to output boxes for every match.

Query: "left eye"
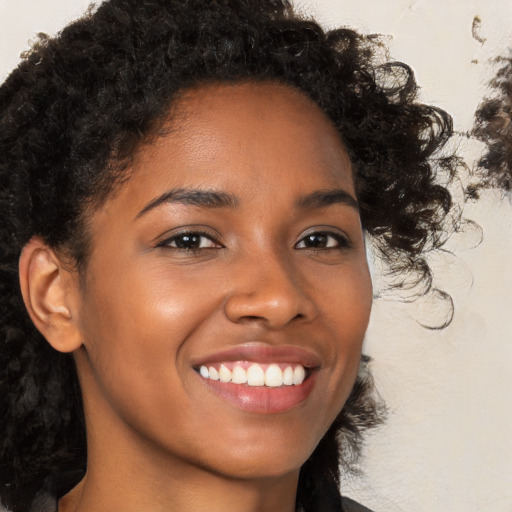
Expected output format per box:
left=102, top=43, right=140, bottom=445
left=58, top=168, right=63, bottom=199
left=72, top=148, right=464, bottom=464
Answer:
left=158, top=232, right=221, bottom=250
left=295, top=232, right=348, bottom=250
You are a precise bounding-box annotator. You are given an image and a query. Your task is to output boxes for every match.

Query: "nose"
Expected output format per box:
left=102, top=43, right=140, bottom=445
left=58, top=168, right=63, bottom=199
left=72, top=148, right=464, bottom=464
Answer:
left=223, top=252, right=317, bottom=329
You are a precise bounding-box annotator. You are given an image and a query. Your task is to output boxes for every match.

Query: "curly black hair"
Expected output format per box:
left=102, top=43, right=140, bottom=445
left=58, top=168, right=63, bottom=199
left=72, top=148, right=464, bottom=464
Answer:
left=0, top=1, right=457, bottom=511
left=474, top=52, right=512, bottom=191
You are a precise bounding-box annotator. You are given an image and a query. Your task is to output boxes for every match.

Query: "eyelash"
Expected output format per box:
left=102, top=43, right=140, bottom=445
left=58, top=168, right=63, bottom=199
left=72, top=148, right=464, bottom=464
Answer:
left=294, top=231, right=351, bottom=251
left=156, top=230, right=223, bottom=252
left=156, top=229, right=350, bottom=253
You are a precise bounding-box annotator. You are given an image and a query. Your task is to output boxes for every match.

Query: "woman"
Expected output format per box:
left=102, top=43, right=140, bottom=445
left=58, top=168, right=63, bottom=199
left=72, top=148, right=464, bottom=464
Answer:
left=0, top=1, right=456, bottom=511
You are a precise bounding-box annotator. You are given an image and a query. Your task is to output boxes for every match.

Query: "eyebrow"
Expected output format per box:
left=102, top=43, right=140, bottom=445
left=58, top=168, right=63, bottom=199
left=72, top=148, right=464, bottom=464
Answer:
left=136, top=187, right=239, bottom=218
left=296, top=189, right=359, bottom=211
left=136, top=186, right=358, bottom=219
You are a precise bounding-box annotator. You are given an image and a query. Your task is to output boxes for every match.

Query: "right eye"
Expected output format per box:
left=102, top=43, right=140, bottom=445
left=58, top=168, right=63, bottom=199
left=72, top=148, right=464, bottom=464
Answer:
left=157, top=231, right=223, bottom=251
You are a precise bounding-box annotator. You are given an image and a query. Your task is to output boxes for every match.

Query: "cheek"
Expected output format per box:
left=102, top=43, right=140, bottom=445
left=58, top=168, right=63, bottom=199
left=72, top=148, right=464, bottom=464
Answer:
left=76, top=261, right=217, bottom=403
left=81, top=258, right=214, bottom=342
left=75, top=266, right=221, bottom=454
left=316, top=262, right=372, bottom=394
left=316, top=259, right=372, bottom=335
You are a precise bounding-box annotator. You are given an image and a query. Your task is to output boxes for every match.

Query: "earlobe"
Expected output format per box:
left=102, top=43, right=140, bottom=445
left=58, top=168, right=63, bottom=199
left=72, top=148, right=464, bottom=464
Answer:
left=19, top=238, right=83, bottom=353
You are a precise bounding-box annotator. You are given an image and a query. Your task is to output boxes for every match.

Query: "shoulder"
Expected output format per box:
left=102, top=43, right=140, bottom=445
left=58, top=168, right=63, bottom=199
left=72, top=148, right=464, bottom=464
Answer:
left=342, top=495, right=376, bottom=512
left=24, top=469, right=83, bottom=512
left=0, top=491, right=56, bottom=512
left=28, top=491, right=57, bottom=512
left=0, top=486, right=56, bottom=512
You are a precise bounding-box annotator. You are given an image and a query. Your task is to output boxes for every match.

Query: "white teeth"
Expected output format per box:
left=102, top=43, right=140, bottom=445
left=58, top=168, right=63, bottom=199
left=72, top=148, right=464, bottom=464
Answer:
left=293, top=365, right=306, bottom=385
left=199, top=362, right=307, bottom=387
left=231, top=366, right=247, bottom=384
left=247, top=364, right=265, bottom=386
left=218, top=365, right=232, bottom=383
left=283, top=366, right=294, bottom=386
left=265, top=364, right=283, bottom=387
left=208, top=366, right=220, bottom=381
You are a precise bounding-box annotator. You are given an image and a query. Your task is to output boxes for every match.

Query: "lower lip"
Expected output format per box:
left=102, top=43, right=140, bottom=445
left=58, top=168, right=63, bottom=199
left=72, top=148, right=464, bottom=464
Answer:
left=197, top=372, right=318, bottom=414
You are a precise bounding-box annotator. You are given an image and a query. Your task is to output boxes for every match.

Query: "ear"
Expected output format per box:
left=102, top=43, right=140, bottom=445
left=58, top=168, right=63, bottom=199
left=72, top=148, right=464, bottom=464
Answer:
left=19, top=238, right=83, bottom=353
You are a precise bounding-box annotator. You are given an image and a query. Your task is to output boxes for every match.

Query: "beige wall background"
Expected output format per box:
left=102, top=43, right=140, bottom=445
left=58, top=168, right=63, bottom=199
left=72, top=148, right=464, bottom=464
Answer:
left=1, top=1, right=511, bottom=511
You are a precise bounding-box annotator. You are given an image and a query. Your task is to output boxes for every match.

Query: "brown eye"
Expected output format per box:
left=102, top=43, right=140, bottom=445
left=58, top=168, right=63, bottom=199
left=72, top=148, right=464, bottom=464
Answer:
left=158, top=232, right=222, bottom=250
left=295, top=231, right=349, bottom=250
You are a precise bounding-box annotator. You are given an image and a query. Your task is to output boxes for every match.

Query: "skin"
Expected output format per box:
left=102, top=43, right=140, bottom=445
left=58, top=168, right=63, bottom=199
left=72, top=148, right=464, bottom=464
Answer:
left=20, top=82, right=372, bottom=512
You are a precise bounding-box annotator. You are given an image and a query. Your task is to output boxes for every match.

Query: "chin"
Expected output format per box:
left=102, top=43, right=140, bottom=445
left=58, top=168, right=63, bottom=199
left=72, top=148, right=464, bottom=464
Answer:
left=195, top=432, right=319, bottom=481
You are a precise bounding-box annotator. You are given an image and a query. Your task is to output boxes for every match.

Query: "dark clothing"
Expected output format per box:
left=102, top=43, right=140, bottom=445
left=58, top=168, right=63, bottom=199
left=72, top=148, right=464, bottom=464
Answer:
left=342, top=496, right=375, bottom=512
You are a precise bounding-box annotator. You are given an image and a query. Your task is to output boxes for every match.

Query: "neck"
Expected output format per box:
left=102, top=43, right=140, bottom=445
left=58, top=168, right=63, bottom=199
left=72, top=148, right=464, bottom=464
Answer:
left=61, top=464, right=299, bottom=512
left=60, top=440, right=299, bottom=512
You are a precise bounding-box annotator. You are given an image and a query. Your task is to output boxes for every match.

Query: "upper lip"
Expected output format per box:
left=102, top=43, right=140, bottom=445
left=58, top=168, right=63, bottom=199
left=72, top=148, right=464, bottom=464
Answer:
left=191, top=342, right=322, bottom=369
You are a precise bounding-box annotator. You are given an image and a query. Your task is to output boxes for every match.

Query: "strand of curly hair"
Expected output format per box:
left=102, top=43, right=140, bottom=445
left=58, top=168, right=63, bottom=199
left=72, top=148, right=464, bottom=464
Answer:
left=474, top=53, right=512, bottom=191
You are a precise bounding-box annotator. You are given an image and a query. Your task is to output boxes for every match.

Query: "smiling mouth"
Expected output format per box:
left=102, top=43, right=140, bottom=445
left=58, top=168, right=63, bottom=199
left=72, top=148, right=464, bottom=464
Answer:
left=196, top=362, right=309, bottom=387
left=191, top=343, right=320, bottom=413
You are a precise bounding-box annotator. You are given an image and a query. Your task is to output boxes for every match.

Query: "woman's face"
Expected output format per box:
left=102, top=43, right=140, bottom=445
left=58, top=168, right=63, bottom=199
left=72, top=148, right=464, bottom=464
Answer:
left=74, top=82, right=372, bottom=480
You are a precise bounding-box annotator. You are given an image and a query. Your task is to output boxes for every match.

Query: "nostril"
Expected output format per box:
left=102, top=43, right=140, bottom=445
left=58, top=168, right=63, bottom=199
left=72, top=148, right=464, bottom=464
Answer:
left=240, top=315, right=264, bottom=322
left=235, top=311, right=305, bottom=326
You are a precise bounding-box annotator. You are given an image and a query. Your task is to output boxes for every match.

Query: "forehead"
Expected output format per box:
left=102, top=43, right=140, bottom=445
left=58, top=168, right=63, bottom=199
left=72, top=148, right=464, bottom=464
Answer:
left=112, top=82, right=355, bottom=213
